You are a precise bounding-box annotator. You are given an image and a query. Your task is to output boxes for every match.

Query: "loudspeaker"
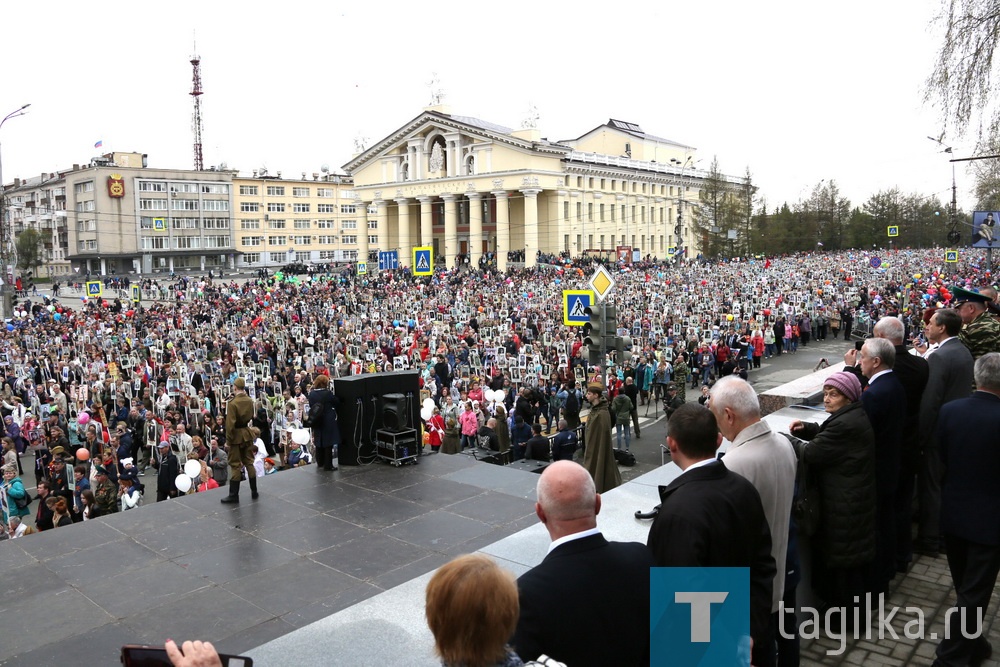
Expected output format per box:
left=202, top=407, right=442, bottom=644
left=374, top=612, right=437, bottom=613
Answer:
left=381, top=393, right=409, bottom=431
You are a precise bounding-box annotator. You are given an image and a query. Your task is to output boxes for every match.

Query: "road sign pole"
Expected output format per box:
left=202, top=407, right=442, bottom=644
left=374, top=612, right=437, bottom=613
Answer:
left=601, top=301, right=607, bottom=374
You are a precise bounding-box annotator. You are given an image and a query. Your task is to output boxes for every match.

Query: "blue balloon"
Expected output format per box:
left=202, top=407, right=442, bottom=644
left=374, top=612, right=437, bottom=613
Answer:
left=5, top=324, right=12, bottom=331
left=393, top=319, right=400, bottom=327
left=554, top=279, right=561, bottom=284
left=54, top=313, right=62, bottom=321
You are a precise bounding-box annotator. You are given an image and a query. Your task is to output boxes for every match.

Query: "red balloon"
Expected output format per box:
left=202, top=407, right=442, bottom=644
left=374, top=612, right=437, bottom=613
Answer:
left=126, top=310, right=134, bottom=317
left=101, top=300, right=108, bottom=308
left=76, top=448, right=90, bottom=461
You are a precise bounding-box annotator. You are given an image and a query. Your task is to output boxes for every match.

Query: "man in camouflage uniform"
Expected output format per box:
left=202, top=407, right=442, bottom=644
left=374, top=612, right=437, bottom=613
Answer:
left=672, top=353, right=690, bottom=402
left=93, top=465, right=119, bottom=515
left=954, top=286, right=1000, bottom=360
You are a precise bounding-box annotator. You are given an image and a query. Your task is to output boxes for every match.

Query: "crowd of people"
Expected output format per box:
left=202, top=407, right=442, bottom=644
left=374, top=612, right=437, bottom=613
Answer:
left=2, top=244, right=1000, bottom=664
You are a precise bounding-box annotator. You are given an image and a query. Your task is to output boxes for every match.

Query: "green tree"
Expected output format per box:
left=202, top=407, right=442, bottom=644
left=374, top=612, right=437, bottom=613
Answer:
left=15, top=228, right=43, bottom=274
left=692, top=157, right=745, bottom=257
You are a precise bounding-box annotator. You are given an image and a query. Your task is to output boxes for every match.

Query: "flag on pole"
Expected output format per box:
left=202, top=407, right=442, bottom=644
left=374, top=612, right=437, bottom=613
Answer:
left=94, top=140, right=103, bottom=148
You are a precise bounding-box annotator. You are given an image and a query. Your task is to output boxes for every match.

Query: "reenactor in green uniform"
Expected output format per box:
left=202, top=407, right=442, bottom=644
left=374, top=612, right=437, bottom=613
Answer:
left=93, top=465, right=119, bottom=514
left=222, top=377, right=258, bottom=504
left=672, top=354, right=690, bottom=402
left=954, top=286, right=1000, bottom=361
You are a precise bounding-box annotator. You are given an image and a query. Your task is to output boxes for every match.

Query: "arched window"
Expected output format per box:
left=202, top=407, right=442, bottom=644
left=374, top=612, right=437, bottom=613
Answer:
left=400, top=162, right=409, bottom=182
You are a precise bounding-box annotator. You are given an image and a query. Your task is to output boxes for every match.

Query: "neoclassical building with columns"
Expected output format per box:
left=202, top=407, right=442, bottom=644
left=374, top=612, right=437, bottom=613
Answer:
left=343, top=103, right=741, bottom=271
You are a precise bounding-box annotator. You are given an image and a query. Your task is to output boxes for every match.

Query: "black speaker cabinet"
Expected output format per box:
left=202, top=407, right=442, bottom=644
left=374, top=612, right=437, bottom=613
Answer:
left=331, top=371, right=420, bottom=466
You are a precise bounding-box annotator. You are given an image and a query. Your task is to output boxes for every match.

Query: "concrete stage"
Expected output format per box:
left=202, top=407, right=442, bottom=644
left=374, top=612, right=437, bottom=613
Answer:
left=0, top=452, right=543, bottom=666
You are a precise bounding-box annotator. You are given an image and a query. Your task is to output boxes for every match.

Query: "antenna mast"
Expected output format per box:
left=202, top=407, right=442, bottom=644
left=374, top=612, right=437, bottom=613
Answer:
left=190, top=38, right=205, bottom=171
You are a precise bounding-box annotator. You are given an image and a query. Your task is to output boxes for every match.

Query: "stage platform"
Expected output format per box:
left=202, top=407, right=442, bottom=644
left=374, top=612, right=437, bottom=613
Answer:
left=0, top=453, right=540, bottom=666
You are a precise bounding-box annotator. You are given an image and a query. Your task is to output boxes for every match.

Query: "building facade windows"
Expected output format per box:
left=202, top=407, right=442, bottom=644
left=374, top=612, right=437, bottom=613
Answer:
left=139, top=199, right=167, bottom=211
left=293, top=219, right=311, bottom=229
left=240, top=185, right=258, bottom=196
left=267, top=203, right=285, bottom=213
left=242, top=236, right=263, bottom=246
left=240, top=219, right=260, bottom=229
left=293, top=203, right=310, bottom=213
left=240, top=202, right=259, bottom=212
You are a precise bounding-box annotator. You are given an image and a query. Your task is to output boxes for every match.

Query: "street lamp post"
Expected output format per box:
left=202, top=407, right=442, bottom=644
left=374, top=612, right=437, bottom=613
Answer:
left=0, top=103, right=31, bottom=320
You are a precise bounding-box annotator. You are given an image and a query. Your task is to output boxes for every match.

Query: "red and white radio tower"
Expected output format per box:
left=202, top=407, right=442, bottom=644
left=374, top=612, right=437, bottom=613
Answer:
left=190, top=46, right=205, bottom=171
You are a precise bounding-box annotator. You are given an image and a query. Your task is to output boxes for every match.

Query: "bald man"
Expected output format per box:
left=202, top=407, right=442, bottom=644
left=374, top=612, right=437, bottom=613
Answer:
left=510, top=461, right=653, bottom=667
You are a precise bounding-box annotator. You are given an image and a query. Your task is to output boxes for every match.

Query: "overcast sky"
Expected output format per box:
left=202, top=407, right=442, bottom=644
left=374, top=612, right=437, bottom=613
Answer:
left=0, top=0, right=974, bottom=212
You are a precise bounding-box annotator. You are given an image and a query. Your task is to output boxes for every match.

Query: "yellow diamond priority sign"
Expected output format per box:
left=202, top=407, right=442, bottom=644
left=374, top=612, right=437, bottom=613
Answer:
left=588, top=265, right=616, bottom=301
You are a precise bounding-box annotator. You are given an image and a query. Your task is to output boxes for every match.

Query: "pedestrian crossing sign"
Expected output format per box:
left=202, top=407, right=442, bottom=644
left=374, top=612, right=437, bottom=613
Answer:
left=86, top=281, right=102, bottom=297
left=887, top=225, right=899, bottom=237
left=945, top=249, right=959, bottom=263
left=413, top=246, right=433, bottom=276
left=131, top=285, right=141, bottom=303
left=563, top=290, right=595, bottom=326
left=357, top=262, right=367, bottom=275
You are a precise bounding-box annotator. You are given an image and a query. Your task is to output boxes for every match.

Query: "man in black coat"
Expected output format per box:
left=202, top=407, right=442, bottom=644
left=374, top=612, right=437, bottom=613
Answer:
left=869, top=317, right=929, bottom=572
left=844, top=337, right=907, bottom=593
left=917, top=308, right=975, bottom=556
left=933, top=353, right=1000, bottom=666
left=511, top=461, right=653, bottom=667
left=647, top=403, right=775, bottom=666
left=621, top=376, right=640, bottom=437
left=153, top=441, right=180, bottom=502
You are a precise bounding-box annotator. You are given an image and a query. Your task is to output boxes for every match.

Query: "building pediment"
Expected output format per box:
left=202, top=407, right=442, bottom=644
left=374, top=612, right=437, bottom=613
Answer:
left=343, top=110, right=572, bottom=186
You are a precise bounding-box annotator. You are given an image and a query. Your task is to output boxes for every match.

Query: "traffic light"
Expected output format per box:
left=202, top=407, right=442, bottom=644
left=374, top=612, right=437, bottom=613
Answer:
left=616, top=335, right=633, bottom=364
left=583, top=305, right=616, bottom=367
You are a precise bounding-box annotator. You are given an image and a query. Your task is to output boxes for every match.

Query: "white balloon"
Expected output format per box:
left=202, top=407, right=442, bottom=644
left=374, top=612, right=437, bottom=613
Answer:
left=483, top=389, right=495, bottom=403
left=184, top=459, right=202, bottom=478
left=422, top=397, right=436, bottom=409
left=292, top=428, right=311, bottom=445
left=420, top=406, right=433, bottom=421
left=496, top=389, right=506, bottom=402
left=175, top=474, right=192, bottom=493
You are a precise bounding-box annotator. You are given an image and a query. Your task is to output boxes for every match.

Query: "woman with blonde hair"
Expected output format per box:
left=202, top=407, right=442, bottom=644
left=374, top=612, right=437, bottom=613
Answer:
left=425, top=554, right=528, bottom=667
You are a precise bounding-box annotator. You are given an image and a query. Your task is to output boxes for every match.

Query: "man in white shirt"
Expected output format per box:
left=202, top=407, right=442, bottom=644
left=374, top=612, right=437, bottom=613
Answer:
left=511, top=461, right=653, bottom=667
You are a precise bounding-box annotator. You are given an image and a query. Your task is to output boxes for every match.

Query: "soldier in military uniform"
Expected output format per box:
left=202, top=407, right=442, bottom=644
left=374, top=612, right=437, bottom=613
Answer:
left=222, top=377, right=258, bottom=503
left=954, top=286, right=1000, bottom=361
left=663, top=383, right=685, bottom=419
left=93, top=465, right=119, bottom=515
left=672, top=354, right=690, bottom=402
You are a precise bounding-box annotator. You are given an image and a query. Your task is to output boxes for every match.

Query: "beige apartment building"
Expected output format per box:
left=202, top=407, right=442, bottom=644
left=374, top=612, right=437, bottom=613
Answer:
left=64, top=152, right=234, bottom=275
left=3, top=171, right=71, bottom=278
left=231, top=171, right=360, bottom=268
left=344, top=103, right=741, bottom=270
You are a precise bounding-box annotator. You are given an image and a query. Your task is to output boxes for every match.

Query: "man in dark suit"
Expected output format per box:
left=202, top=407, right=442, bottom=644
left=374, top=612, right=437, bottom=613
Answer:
left=916, top=308, right=974, bottom=556
left=933, top=353, right=1000, bottom=667
left=511, top=460, right=653, bottom=667
left=845, top=336, right=907, bottom=592
left=647, top=403, right=775, bottom=667
left=870, top=317, right=929, bottom=572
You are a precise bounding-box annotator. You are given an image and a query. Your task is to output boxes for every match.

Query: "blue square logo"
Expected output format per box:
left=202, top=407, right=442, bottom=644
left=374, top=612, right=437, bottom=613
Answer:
left=650, top=567, right=750, bottom=666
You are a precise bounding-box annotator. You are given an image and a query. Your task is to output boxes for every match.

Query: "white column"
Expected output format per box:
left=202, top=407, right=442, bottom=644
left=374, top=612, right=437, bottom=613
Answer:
left=468, top=192, right=483, bottom=267
left=357, top=200, right=370, bottom=267
left=374, top=198, right=387, bottom=256
left=522, top=188, right=541, bottom=268
left=396, top=198, right=410, bottom=262
left=442, top=193, right=457, bottom=269
left=494, top=190, right=509, bottom=272
left=417, top=196, right=433, bottom=247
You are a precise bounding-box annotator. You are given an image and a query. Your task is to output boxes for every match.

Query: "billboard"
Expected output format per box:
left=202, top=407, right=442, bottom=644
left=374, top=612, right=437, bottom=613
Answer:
left=972, top=211, right=998, bottom=248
